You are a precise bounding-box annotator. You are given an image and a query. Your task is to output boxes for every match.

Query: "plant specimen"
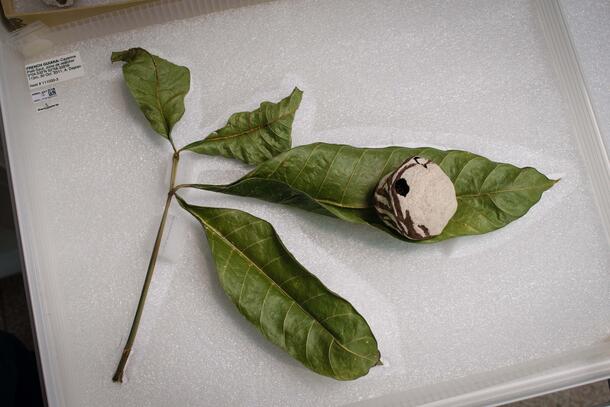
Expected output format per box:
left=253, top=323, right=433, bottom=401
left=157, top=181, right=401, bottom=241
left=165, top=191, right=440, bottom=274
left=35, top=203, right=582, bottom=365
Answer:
left=110, top=48, right=556, bottom=382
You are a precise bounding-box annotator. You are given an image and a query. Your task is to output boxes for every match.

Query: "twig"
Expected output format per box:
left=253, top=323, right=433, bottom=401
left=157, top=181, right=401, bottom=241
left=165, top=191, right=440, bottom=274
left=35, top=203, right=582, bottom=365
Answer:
left=112, top=152, right=180, bottom=382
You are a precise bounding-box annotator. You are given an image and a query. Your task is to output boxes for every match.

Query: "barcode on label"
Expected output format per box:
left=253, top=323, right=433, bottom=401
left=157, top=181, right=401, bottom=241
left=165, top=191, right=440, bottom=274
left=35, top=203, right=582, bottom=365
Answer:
left=31, top=87, right=57, bottom=103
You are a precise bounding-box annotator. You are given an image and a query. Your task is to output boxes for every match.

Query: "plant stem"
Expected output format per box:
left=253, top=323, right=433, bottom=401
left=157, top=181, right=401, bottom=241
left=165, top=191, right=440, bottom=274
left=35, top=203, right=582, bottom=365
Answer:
left=112, top=152, right=180, bottom=383
left=169, top=152, right=180, bottom=188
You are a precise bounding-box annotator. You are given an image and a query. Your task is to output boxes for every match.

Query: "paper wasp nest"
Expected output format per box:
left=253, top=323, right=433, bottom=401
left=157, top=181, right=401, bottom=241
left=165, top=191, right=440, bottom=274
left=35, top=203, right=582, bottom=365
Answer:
left=373, top=156, right=457, bottom=240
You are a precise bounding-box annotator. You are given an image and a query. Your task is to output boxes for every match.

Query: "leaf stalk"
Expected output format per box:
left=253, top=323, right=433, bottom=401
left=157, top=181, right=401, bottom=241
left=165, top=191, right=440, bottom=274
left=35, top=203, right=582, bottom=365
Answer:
left=112, top=151, right=180, bottom=383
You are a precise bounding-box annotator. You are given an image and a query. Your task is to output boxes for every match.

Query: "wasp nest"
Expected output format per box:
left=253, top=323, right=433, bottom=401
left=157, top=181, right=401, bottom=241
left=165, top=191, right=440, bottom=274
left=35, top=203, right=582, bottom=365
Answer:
left=373, top=156, right=457, bottom=240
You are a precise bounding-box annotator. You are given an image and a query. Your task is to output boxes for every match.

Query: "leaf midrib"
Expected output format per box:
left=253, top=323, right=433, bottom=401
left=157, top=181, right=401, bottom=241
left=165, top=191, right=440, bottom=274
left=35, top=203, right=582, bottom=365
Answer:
left=205, top=109, right=296, bottom=142
left=456, top=184, right=555, bottom=199
left=146, top=50, right=168, bottom=137
left=198, top=215, right=377, bottom=364
left=236, top=175, right=553, bottom=212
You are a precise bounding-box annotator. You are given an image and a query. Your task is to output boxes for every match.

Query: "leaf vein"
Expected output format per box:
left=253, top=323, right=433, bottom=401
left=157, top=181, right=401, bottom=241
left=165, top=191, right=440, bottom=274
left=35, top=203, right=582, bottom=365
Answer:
left=339, top=149, right=368, bottom=205
left=258, top=285, right=273, bottom=335
left=236, top=265, right=252, bottom=311
left=290, top=143, right=322, bottom=186
left=281, top=302, right=296, bottom=348
left=453, top=155, right=479, bottom=184
left=457, top=184, right=553, bottom=198
left=304, top=320, right=316, bottom=368
left=314, top=145, right=346, bottom=199
left=322, top=312, right=357, bottom=323
left=377, top=148, right=399, bottom=181
left=147, top=52, right=168, bottom=136
left=437, top=150, right=457, bottom=168
left=224, top=219, right=265, bottom=239
left=242, top=236, right=274, bottom=251
left=301, top=292, right=328, bottom=305
left=328, top=338, right=339, bottom=379
left=206, top=110, right=297, bottom=142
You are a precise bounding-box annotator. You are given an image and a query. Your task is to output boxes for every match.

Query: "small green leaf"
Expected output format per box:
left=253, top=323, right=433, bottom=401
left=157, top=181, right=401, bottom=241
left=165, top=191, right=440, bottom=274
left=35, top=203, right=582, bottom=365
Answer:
left=111, top=48, right=190, bottom=141
left=177, top=197, right=380, bottom=380
left=189, top=143, right=557, bottom=242
left=182, top=88, right=303, bottom=164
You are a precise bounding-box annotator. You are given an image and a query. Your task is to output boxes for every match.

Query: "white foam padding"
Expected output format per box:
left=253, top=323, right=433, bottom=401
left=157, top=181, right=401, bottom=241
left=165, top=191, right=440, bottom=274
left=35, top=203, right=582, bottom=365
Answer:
left=11, top=0, right=610, bottom=405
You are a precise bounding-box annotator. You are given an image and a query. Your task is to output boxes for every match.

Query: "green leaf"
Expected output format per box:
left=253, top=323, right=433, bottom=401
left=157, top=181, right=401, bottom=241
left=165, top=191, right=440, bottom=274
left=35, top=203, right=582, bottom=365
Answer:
left=190, top=143, right=557, bottom=242
left=177, top=197, right=380, bottom=380
left=111, top=48, right=190, bottom=141
left=182, top=88, right=303, bottom=164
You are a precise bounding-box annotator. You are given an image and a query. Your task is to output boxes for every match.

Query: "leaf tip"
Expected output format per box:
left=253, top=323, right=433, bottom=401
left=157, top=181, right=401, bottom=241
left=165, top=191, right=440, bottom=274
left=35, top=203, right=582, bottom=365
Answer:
left=110, top=51, right=122, bottom=63
left=110, top=49, right=132, bottom=63
left=291, top=87, right=304, bottom=99
left=110, top=48, right=145, bottom=63
left=544, top=177, right=560, bottom=191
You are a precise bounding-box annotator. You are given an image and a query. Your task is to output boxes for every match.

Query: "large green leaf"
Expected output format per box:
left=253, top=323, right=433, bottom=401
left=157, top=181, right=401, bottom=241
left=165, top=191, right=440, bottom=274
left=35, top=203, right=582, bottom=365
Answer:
left=111, top=48, right=190, bottom=141
left=182, top=88, right=303, bottom=164
left=177, top=197, right=380, bottom=380
left=190, top=143, right=557, bottom=242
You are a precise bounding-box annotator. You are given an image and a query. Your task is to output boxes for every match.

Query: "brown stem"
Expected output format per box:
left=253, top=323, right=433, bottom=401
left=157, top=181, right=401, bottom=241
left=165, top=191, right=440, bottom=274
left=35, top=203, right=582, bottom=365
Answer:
left=112, top=152, right=180, bottom=383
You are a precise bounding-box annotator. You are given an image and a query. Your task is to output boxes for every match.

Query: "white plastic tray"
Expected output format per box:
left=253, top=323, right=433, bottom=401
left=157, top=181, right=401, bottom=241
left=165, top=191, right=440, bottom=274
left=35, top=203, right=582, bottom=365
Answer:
left=0, top=1, right=609, bottom=406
